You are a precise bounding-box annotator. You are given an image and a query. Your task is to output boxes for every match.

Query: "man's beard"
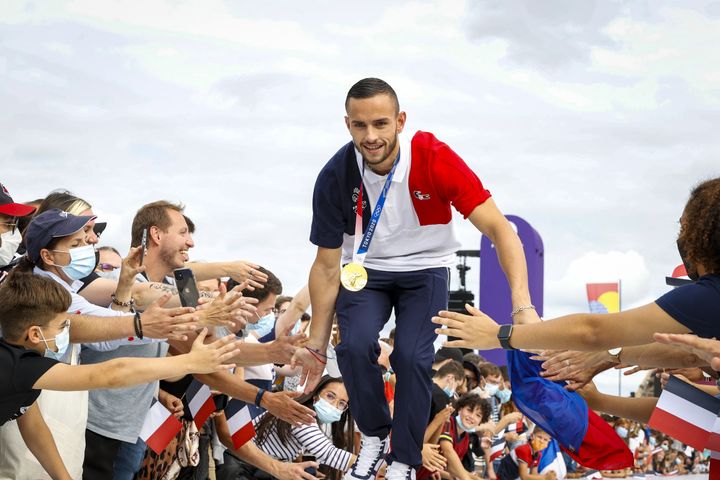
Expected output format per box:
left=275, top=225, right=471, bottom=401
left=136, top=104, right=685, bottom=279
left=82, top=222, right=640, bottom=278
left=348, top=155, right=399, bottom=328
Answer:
left=159, top=245, right=184, bottom=272
left=361, top=135, right=399, bottom=169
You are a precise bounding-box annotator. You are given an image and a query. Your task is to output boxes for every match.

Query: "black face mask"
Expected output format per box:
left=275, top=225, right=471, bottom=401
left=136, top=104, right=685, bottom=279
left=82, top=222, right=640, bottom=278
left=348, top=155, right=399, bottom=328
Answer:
left=676, top=238, right=699, bottom=281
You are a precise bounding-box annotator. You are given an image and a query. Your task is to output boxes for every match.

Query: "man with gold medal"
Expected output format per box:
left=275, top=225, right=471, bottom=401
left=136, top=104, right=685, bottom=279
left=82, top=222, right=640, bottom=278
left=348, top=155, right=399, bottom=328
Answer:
left=292, top=78, right=538, bottom=480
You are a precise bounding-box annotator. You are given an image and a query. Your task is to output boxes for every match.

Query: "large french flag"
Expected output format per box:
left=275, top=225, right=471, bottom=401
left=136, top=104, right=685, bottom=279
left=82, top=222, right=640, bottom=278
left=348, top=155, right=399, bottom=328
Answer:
left=648, top=375, right=720, bottom=450
left=186, top=379, right=216, bottom=429
left=508, top=350, right=633, bottom=470
left=224, top=398, right=262, bottom=450
left=139, top=399, right=183, bottom=454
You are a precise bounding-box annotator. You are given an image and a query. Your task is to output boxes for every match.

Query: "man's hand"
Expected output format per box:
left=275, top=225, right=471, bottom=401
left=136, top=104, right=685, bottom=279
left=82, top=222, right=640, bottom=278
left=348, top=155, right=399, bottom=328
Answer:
left=261, top=390, right=316, bottom=427
left=270, top=326, right=308, bottom=364
left=544, top=471, right=558, bottom=480
left=119, top=246, right=146, bottom=284
left=141, top=294, right=199, bottom=341
left=422, top=443, right=447, bottom=472
left=432, top=305, right=500, bottom=349
left=187, top=329, right=242, bottom=374
left=196, top=283, right=252, bottom=330
left=226, top=261, right=269, bottom=288
left=654, top=333, right=719, bottom=369
left=530, top=350, right=613, bottom=391
left=158, top=390, right=184, bottom=419
left=575, top=381, right=602, bottom=410
left=271, top=460, right=319, bottom=480
left=291, top=346, right=326, bottom=394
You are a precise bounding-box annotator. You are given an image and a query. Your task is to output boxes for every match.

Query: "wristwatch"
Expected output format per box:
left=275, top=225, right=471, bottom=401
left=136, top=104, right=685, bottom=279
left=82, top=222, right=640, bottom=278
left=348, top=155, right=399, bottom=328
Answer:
left=497, top=324, right=516, bottom=350
left=607, top=347, right=623, bottom=364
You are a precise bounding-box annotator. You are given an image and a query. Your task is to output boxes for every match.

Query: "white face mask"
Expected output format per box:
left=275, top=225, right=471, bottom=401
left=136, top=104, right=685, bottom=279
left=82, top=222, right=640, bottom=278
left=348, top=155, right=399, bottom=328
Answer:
left=0, top=229, right=22, bottom=266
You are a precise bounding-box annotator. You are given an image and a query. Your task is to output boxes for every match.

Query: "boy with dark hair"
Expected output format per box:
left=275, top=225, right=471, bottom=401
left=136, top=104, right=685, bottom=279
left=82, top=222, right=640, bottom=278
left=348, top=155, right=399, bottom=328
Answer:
left=0, top=271, right=241, bottom=479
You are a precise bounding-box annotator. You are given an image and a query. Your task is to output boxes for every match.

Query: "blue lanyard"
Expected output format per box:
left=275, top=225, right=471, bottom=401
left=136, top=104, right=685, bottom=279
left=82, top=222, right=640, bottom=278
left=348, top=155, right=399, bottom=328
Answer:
left=355, top=150, right=400, bottom=258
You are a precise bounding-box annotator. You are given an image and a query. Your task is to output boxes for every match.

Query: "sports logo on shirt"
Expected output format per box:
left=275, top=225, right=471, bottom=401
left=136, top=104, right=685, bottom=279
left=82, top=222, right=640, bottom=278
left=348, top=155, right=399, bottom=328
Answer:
left=413, top=190, right=431, bottom=200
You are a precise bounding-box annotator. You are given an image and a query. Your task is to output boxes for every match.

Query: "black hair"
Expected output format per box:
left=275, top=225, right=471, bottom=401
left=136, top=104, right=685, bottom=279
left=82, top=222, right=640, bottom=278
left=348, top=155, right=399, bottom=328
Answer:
left=345, top=78, right=399, bottom=113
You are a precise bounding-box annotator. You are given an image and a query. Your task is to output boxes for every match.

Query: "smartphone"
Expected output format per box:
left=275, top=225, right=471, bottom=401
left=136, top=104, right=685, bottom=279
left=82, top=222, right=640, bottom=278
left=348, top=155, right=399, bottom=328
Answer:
left=139, top=228, right=148, bottom=266
left=213, top=394, right=229, bottom=412
left=173, top=268, right=200, bottom=307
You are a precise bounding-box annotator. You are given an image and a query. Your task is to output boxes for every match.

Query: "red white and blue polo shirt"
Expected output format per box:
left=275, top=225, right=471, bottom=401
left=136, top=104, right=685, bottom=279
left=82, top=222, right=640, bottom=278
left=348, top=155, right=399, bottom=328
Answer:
left=310, top=131, right=491, bottom=272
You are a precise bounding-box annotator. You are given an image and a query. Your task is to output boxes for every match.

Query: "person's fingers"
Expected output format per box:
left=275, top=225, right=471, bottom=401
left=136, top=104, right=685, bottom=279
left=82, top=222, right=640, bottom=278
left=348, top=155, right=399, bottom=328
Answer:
left=154, top=293, right=172, bottom=308
left=443, top=339, right=470, bottom=348
left=193, top=327, right=208, bottom=347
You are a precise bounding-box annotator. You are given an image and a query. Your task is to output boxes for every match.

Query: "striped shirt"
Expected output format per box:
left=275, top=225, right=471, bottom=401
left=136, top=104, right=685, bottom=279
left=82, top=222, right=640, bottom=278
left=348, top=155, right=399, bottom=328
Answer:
left=254, top=414, right=353, bottom=470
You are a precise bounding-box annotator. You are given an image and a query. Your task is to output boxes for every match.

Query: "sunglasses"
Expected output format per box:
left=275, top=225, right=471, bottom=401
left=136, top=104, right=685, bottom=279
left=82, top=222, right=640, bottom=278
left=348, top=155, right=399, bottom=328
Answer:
left=97, top=263, right=120, bottom=272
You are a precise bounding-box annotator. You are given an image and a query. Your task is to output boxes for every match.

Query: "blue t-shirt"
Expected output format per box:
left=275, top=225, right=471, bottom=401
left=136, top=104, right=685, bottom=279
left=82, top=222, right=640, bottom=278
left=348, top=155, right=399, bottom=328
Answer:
left=655, top=274, right=720, bottom=338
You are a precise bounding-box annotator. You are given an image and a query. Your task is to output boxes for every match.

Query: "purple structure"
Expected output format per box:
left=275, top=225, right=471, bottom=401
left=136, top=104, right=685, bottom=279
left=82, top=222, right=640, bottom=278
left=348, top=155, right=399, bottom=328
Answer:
left=479, top=215, right=544, bottom=366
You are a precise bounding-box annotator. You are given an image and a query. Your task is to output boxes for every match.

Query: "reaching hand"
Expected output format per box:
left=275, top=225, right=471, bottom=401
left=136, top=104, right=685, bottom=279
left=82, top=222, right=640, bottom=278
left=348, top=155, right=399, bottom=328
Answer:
left=141, top=294, right=199, bottom=341
left=158, top=390, right=184, bottom=419
left=261, top=390, right=316, bottom=427
left=187, top=328, right=241, bottom=373
left=575, top=381, right=601, bottom=409
left=530, top=350, right=613, bottom=391
left=226, top=261, right=269, bottom=288
left=273, top=459, right=319, bottom=480
left=421, top=443, right=447, bottom=472
left=653, top=332, right=720, bottom=370
left=119, top=246, right=146, bottom=283
left=197, top=283, right=251, bottom=330
left=432, top=304, right=500, bottom=349
left=291, top=345, right=326, bottom=393
left=270, top=326, right=308, bottom=364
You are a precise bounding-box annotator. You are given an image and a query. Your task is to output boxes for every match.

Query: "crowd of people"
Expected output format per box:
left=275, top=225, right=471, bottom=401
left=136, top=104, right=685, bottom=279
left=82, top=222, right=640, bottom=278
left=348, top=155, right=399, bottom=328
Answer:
left=2, top=76, right=719, bottom=480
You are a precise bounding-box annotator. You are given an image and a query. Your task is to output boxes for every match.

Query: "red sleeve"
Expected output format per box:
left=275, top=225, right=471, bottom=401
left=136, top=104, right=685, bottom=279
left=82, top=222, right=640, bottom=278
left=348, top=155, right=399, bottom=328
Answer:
left=515, top=444, right=533, bottom=464
left=422, top=132, right=491, bottom=218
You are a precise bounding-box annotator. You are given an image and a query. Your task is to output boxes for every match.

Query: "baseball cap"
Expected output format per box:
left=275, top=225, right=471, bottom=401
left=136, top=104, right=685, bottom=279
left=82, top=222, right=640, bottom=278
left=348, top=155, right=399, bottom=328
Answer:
left=0, top=182, right=36, bottom=217
left=25, top=209, right=96, bottom=263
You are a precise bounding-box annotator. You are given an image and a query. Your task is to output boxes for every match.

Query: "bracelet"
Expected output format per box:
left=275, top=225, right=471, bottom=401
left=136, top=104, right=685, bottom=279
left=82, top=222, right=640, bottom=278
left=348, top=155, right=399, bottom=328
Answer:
left=134, top=311, right=144, bottom=340
left=511, top=304, right=535, bottom=317
left=305, top=346, right=328, bottom=364
left=255, top=388, right=266, bottom=407
left=111, top=294, right=136, bottom=309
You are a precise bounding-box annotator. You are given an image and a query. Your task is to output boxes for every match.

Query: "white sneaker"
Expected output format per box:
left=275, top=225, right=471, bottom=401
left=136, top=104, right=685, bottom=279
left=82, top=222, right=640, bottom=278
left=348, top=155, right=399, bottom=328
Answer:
left=344, top=434, right=390, bottom=480
left=385, top=461, right=416, bottom=480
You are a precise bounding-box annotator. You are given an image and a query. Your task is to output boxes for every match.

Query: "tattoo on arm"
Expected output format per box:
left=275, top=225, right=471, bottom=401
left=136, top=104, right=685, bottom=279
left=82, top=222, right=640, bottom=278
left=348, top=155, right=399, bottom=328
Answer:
left=149, top=283, right=179, bottom=295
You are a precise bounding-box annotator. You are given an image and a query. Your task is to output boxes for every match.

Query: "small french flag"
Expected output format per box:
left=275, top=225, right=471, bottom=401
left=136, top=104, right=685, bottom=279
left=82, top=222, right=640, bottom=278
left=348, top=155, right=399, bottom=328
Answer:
left=224, top=398, right=260, bottom=450
left=489, top=436, right=506, bottom=461
left=648, top=375, right=720, bottom=450
left=186, top=379, right=216, bottom=429
left=710, top=450, right=720, bottom=480
left=139, top=399, right=183, bottom=454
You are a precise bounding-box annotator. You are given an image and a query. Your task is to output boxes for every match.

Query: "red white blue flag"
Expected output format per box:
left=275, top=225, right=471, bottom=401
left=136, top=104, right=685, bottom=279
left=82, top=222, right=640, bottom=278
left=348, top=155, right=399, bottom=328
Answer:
left=139, top=399, right=183, bottom=454
left=186, top=379, right=215, bottom=429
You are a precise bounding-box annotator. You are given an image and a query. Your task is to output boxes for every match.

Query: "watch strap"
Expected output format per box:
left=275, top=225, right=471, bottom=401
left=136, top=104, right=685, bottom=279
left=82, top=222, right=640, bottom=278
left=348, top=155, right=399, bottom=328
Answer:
left=498, top=324, right=515, bottom=350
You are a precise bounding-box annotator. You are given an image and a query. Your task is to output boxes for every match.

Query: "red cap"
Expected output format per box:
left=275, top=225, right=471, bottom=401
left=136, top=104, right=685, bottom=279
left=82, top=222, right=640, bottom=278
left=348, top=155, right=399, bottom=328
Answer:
left=0, top=182, right=36, bottom=217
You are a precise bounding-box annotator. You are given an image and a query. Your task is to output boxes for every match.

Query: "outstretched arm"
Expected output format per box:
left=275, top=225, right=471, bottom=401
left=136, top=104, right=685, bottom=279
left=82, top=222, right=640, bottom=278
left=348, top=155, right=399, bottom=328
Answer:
left=17, top=402, right=72, bottom=480
left=34, top=330, right=239, bottom=391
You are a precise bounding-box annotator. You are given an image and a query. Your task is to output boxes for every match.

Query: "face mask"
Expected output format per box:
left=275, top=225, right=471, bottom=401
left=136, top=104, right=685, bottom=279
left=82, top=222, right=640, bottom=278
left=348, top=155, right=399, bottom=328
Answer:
left=484, top=382, right=499, bottom=396
left=58, top=245, right=96, bottom=281
left=246, top=312, right=275, bottom=338
left=616, top=426, right=628, bottom=438
left=455, top=414, right=475, bottom=433
left=649, top=437, right=657, bottom=446
left=313, top=397, right=343, bottom=424
left=0, top=229, right=21, bottom=266
left=443, top=386, right=455, bottom=398
left=39, top=324, right=70, bottom=361
left=290, top=319, right=302, bottom=336
left=677, top=239, right=699, bottom=280
left=383, top=371, right=392, bottom=382
left=661, top=444, right=669, bottom=452
left=496, top=387, right=512, bottom=404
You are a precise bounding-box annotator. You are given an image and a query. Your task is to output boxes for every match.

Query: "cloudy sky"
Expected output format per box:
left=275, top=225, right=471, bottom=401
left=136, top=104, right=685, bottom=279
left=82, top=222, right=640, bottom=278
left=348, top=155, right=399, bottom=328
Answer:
left=2, top=0, right=719, bottom=394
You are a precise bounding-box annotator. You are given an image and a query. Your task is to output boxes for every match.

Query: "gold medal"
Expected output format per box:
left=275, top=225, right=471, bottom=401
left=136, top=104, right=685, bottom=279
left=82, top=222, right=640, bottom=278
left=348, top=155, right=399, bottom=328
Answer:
left=340, top=262, right=368, bottom=292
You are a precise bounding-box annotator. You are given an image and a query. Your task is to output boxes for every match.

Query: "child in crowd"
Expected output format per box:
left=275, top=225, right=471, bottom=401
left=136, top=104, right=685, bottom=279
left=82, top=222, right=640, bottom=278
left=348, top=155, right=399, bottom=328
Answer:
left=494, top=426, right=556, bottom=480
left=0, top=271, right=240, bottom=480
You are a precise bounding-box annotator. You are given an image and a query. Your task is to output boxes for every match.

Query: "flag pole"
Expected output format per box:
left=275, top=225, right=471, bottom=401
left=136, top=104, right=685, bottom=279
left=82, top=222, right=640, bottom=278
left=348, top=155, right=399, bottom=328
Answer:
left=618, top=279, right=622, bottom=396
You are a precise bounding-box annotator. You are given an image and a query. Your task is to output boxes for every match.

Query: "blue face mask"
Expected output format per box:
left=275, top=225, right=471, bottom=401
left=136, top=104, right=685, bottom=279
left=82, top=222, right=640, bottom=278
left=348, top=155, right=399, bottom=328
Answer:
left=57, top=245, right=96, bottom=281
left=313, top=397, right=343, bottom=424
left=455, top=414, right=475, bottom=433
left=484, top=382, right=499, bottom=396
left=40, top=324, right=71, bottom=361
left=290, top=319, right=302, bottom=336
left=443, top=386, right=455, bottom=398
left=246, top=312, right=275, bottom=338
left=616, top=426, right=628, bottom=438
left=496, top=387, right=512, bottom=404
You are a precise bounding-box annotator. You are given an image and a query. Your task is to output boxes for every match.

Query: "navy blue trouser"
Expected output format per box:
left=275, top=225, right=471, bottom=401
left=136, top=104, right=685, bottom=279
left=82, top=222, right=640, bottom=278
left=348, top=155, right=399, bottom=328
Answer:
left=335, top=266, right=449, bottom=468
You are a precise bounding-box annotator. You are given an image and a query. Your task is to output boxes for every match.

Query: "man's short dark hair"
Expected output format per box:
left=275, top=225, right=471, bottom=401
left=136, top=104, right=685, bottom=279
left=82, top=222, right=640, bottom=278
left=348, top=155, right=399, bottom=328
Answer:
left=434, top=347, right=463, bottom=365
left=0, top=271, right=71, bottom=340
left=463, top=352, right=486, bottom=366
left=434, top=360, right=465, bottom=381
left=228, top=266, right=282, bottom=302
left=131, top=201, right=186, bottom=247
left=345, top=77, right=400, bottom=113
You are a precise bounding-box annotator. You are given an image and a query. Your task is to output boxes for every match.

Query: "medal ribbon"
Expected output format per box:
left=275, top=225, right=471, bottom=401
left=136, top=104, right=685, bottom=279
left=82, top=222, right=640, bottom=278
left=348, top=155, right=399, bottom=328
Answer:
left=352, top=150, right=400, bottom=265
